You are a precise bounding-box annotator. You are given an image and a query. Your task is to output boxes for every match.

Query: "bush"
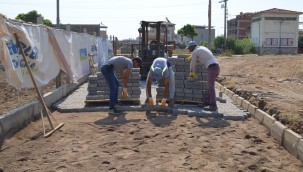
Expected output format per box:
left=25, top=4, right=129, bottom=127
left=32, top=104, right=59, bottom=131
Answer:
left=214, top=36, right=256, bottom=55
left=220, top=49, right=233, bottom=57
left=235, top=38, right=256, bottom=54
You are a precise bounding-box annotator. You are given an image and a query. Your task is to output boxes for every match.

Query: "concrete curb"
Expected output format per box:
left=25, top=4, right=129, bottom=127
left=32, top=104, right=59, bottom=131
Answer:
left=215, top=81, right=303, bottom=162
left=0, top=75, right=88, bottom=140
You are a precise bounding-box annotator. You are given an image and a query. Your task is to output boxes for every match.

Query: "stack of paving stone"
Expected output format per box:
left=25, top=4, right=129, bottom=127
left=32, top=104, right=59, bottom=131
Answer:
left=86, top=68, right=141, bottom=104
left=156, top=55, right=209, bottom=103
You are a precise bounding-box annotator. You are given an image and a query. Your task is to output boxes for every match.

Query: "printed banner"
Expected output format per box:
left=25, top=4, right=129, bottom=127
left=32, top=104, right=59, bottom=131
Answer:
left=0, top=15, right=112, bottom=89
left=0, top=16, right=60, bottom=89
left=51, top=30, right=90, bottom=80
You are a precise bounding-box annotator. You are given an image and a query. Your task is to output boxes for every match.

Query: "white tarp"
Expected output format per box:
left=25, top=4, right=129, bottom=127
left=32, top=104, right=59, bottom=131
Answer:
left=0, top=16, right=60, bottom=90
left=51, top=30, right=93, bottom=80
left=0, top=15, right=112, bottom=89
left=97, top=38, right=112, bottom=69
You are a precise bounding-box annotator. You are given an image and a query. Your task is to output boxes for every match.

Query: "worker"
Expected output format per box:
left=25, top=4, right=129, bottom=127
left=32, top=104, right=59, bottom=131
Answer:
left=146, top=57, right=175, bottom=107
left=101, top=56, right=142, bottom=115
left=186, top=41, right=220, bottom=111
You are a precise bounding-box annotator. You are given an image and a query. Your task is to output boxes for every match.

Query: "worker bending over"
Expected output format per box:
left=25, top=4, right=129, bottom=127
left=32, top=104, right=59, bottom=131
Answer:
left=101, top=56, right=142, bottom=115
left=146, top=57, right=175, bottom=107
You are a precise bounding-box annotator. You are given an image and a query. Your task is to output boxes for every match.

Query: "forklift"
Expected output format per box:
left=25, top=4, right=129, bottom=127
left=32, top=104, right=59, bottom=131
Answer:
left=131, top=20, right=170, bottom=79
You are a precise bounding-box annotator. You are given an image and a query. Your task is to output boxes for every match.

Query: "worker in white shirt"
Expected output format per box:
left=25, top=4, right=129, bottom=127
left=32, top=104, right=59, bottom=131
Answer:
left=186, top=41, right=220, bottom=111
left=146, top=57, right=175, bottom=107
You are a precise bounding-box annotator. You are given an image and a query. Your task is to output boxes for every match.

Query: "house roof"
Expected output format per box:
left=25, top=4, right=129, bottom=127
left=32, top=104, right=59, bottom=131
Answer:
left=253, top=8, right=303, bottom=16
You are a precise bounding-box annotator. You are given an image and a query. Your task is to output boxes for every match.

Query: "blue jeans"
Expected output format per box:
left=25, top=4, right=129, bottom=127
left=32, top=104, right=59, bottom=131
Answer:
left=101, top=64, right=119, bottom=109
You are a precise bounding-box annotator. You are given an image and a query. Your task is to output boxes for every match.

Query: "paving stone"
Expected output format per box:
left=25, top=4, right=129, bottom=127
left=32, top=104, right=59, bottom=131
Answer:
left=54, top=82, right=247, bottom=121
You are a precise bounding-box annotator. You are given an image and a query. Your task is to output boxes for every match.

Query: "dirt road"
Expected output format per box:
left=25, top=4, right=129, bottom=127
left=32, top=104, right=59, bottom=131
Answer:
left=0, top=111, right=302, bottom=171
left=1, top=55, right=303, bottom=171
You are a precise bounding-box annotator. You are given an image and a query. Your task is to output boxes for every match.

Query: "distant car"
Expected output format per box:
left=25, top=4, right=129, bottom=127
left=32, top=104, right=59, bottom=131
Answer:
left=212, top=49, right=222, bottom=56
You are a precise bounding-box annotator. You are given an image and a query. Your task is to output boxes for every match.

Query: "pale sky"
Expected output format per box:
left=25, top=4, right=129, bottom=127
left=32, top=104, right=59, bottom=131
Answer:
left=0, top=0, right=302, bottom=40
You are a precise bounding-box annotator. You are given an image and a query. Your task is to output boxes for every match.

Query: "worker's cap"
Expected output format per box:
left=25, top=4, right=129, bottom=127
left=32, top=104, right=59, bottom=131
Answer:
left=153, top=67, right=163, bottom=81
left=185, top=41, right=197, bottom=49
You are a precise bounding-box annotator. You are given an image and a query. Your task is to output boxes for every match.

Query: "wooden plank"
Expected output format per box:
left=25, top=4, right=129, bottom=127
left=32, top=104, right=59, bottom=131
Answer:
left=156, top=99, right=204, bottom=105
left=14, top=33, right=64, bottom=138
left=85, top=99, right=141, bottom=105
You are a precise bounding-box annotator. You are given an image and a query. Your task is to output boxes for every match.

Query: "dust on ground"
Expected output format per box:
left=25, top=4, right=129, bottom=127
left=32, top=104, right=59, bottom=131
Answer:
left=217, top=55, right=303, bottom=135
left=0, top=55, right=303, bottom=171
left=0, top=111, right=302, bottom=171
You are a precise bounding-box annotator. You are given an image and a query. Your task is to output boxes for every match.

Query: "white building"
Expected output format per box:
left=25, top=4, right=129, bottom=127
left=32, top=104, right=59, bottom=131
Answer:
left=251, top=8, right=302, bottom=55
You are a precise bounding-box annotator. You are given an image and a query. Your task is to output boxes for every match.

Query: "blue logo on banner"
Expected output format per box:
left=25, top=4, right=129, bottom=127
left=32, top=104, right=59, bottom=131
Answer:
left=91, top=45, right=97, bottom=52
left=6, top=39, right=38, bottom=70
left=80, top=48, right=87, bottom=61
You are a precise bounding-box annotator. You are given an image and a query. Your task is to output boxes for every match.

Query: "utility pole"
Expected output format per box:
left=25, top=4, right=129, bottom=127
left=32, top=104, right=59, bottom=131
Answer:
left=56, top=0, right=60, bottom=26
left=208, top=0, right=212, bottom=49
left=219, top=0, right=228, bottom=50
left=56, top=0, right=61, bottom=88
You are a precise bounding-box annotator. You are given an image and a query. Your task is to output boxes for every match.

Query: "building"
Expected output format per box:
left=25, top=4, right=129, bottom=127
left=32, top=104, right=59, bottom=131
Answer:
left=179, top=25, right=215, bottom=45
left=251, top=8, right=302, bottom=55
left=143, top=20, right=176, bottom=44
left=53, top=23, right=108, bottom=38
left=228, top=12, right=254, bottom=39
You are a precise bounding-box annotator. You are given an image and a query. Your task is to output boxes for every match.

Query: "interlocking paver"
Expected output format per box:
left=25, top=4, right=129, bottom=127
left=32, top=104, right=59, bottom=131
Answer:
left=54, top=81, right=247, bottom=120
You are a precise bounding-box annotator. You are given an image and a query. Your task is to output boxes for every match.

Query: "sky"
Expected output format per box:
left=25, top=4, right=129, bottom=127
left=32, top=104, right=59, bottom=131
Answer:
left=0, top=0, right=303, bottom=40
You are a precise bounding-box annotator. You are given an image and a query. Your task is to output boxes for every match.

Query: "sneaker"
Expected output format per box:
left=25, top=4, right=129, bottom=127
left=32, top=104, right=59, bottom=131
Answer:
left=204, top=105, right=218, bottom=111
left=108, top=108, right=123, bottom=115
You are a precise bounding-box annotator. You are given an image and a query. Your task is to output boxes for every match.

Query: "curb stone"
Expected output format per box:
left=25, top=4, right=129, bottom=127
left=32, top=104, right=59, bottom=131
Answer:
left=0, top=76, right=88, bottom=140
left=215, top=81, right=303, bottom=162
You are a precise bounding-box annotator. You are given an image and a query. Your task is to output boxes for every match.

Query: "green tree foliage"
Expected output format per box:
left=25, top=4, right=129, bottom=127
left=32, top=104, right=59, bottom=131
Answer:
left=234, top=38, right=256, bottom=54
left=177, top=24, right=197, bottom=41
left=226, top=36, right=236, bottom=51
left=214, top=36, right=256, bottom=55
left=214, top=35, right=224, bottom=49
left=200, top=41, right=208, bottom=47
left=15, top=10, right=52, bottom=26
left=43, top=19, right=52, bottom=26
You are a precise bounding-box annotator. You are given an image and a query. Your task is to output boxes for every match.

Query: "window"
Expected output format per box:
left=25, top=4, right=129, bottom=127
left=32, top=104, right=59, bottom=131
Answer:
left=281, top=38, right=294, bottom=46
left=265, top=38, right=278, bottom=46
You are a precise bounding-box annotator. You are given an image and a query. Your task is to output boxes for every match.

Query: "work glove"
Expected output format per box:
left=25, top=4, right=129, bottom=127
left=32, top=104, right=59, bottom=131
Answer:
left=161, top=98, right=167, bottom=107
left=122, top=87, right=129, bottom=98
left=187, top=55, right=192, bottom=61
left=148, top=97, right=154, bottom=107
left=188, top=72, right=197, bottom=78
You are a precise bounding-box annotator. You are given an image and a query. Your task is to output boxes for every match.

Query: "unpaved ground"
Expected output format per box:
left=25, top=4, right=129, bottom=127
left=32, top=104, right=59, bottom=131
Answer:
left=0, top=111, right=302, bottom=171
left=217, top=55, right=303, bottom=135
left=1, top=55, right=303, bottom=171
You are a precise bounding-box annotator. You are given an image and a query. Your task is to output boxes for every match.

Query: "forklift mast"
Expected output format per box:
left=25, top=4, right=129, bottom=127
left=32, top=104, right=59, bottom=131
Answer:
left=138, top=20, right=168, bottom=79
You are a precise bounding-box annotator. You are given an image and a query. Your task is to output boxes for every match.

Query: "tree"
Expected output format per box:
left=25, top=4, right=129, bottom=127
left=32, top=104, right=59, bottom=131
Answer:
left=226, top=36, right=236, bottom=51
left=15, top=10, right=52, bottom=26
left=177, top=24, right=197, bottom=41
left=214, top=35, right=224, bottom=49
